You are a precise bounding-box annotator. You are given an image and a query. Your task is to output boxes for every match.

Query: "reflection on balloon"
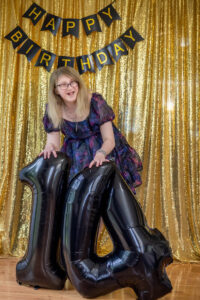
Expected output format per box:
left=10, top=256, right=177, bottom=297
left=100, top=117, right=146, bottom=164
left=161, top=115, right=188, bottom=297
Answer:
left=62, top=162, right=173, bottom=300
left=16, top=153, right=173, bottom=300
left=16, top=153, right=70, bottom=289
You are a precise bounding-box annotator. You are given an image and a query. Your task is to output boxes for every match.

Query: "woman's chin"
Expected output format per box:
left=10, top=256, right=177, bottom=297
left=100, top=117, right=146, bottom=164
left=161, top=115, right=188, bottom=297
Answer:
left=63, top=96, right=77, bottom=103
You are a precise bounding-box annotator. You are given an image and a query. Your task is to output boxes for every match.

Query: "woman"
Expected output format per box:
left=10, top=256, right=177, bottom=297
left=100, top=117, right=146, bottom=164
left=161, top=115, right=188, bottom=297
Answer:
left=40, top=66, right=142, bottom=194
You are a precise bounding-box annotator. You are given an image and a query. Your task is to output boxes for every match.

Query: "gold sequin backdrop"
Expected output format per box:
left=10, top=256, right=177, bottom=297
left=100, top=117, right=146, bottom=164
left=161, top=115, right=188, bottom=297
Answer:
left=0, top=0, right=199, bottom=262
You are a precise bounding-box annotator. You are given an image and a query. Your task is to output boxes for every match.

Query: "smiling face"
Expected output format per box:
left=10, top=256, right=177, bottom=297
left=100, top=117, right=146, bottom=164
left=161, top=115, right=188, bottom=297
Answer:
left=55, top=75, right=79, bottom=105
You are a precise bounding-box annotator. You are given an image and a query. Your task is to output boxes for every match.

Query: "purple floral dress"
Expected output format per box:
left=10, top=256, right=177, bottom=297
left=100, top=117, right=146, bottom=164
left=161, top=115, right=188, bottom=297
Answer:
left=43, top=93, right=142, bottom=194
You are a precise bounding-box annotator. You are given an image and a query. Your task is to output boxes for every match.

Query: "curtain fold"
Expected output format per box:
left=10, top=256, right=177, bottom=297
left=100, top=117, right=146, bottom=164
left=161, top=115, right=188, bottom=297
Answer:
left=0, top=0, right=199, bottom=262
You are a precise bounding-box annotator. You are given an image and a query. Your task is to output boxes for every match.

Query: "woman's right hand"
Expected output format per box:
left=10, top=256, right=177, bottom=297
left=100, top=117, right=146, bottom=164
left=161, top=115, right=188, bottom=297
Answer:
left=39, top=143, right=58, bottom=159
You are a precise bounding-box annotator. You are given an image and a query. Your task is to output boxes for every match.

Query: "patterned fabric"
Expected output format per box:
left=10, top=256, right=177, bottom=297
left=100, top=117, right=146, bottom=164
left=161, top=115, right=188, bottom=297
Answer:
left=43, top=93, right=142, bottom=193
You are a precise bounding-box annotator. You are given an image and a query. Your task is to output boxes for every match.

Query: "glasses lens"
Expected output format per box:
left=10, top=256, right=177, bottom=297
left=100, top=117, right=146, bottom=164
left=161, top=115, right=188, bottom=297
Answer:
left=71, top=81, right=77, bottom=87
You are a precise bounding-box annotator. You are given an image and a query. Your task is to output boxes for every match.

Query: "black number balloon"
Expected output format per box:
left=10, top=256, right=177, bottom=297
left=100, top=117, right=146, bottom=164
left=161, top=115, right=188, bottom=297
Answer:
left=16, top=154, right=173, bottom=300
left=16, top=153, right=70, bottom=289
left=62, top=162, right=173, bottom=300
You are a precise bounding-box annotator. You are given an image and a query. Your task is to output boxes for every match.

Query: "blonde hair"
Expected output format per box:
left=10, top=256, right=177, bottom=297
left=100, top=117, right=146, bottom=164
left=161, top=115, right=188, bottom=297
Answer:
left=47, top=66, right=90, bottom=128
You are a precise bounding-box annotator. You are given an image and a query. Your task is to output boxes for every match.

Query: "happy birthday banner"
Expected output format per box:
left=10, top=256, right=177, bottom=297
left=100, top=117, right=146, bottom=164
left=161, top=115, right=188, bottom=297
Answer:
left=22, top=2, right=121, bottom=37
left=4, top=1, right=144, bottom=73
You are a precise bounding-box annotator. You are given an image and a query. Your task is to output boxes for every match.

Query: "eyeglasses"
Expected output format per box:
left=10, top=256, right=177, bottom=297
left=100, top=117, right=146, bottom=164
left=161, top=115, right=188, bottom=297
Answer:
left=56, top=81, right=78, bottom=90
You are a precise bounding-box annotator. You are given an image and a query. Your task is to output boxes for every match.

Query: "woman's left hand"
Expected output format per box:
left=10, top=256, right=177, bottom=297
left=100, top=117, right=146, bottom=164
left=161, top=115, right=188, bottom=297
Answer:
left=89, top=152, right=109, bottom=168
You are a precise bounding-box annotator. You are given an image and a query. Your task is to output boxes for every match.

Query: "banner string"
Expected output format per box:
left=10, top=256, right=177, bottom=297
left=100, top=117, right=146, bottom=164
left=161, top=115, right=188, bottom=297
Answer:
left=31, top=0, right=118, bottom=20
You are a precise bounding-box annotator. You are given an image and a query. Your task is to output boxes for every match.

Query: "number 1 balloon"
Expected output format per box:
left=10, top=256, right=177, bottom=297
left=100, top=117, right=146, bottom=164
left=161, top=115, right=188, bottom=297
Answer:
left=16, top=153, right=70, bottom=289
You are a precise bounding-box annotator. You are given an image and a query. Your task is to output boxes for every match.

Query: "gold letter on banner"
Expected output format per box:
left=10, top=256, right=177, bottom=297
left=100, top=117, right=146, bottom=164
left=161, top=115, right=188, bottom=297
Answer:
left=107, top=38, right=128, bottom=62
left=62, top=58, right=71, bottom=66
left=81, top=57, right=91, bottom=70
left=124, top=30, right=136, bottom=42
left=4, top=26, right=28, bottom=49
left=25, top=44, right=34, bottom=54
left=57, top=56, right=75, bottom=68
left=29, top=7, right=42, bottom=21
left=45, top=18, right=55, bottom=30
left=22, top=3, right=46, bottom=25
left=40, top=53, right=51, bottom=66
left=11, top=31, right=23, bottom=43
left=35, top=50, right=56, bottom=72
left=86, top=19, right=95, bottom=31
left=82, top=15, right=101, bottom=35
left=41, top=14, right=61, bottom=36
left=92, top=48, right=114, bottom=71
left=114, top=43, right=125, bottom=56
left=120, top=26, right=144, bottom=49
left=102, top=7, right=112, bottom=20
left=67, top=21, right=75, bottom=31
left=76, top=55, right=95, bottom=74
left=62, top=19, right=79, bottom=38
left=17, top=39, right=40, bottom=62
left=98, top=4, right=121, bottom=27
left=97, top=52, right=108, bottom=64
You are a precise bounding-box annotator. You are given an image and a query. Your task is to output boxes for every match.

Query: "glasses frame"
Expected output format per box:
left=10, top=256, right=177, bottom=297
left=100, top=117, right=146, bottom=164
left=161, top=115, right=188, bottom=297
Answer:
left=56, top=81, right=78, bottom=90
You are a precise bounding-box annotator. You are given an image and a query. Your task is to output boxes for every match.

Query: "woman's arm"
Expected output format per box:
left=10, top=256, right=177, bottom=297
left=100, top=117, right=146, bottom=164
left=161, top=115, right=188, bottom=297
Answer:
left=89, top=121, right=115, bottom=168
left=39, top=131, right=60, bottom=159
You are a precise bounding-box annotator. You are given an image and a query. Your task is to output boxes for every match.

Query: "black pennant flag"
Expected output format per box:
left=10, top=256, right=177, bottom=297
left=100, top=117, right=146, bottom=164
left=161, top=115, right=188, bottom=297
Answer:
left=98, top=4, right=121, bottom=27
left=62, top=19, right=79, bottom=38
left=57, top=56, right=75, bottom=68
left=4, top=26, right=28, bottom=49
left=92, top=48, right=113, bottom=71
left=76, top=55, right=95, bottom=74
left=17, top=39, right=40, bottom=61
left=107, top=38, right=128, bottom=62
left=41, top=13, right=61, bottom=36
left=35, top=50, right=56, bottom=72
left=82, top=14, right=101, bottom=35
left=120, top=26, right=144, bottom=49
left=23, top=3, right=46, bottom=25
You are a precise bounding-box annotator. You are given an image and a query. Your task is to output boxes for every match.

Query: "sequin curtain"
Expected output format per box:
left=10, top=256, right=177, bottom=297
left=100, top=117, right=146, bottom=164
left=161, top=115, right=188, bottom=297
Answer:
left=0, top=0, right=199, bottom=262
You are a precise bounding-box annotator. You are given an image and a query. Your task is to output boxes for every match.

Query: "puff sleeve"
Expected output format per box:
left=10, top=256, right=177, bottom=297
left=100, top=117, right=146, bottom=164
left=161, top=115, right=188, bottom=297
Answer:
left=92, top=93, right=115, bottom=125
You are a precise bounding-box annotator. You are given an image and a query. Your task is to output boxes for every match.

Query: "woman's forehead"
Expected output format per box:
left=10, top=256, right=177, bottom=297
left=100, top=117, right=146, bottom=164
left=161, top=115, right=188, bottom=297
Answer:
left=56, top=74, right=74, bottom=83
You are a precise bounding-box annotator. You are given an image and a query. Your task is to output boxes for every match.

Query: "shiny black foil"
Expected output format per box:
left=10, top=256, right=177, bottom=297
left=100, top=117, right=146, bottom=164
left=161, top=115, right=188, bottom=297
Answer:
left=62, top=162, right=173, bottom=300
left=16, top=152, right=70, bottom=289
left=16, top=154, right=173, bottom=300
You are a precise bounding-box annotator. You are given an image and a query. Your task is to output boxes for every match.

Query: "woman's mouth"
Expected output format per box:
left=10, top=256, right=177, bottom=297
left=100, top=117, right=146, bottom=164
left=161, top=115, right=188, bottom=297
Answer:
left=67, top=91, right=75, bottom=96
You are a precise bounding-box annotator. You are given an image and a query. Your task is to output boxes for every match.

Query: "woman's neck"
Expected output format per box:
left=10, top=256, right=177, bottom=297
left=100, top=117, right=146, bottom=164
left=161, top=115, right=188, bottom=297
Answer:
left=62, top=101, right=77, bottom=113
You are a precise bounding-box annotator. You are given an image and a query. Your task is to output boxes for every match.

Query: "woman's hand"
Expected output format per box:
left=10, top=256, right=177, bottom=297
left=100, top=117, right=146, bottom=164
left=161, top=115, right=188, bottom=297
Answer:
left=89, top=151, right=109, bottom=168
left=39, top=143, right=58, bottom=159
